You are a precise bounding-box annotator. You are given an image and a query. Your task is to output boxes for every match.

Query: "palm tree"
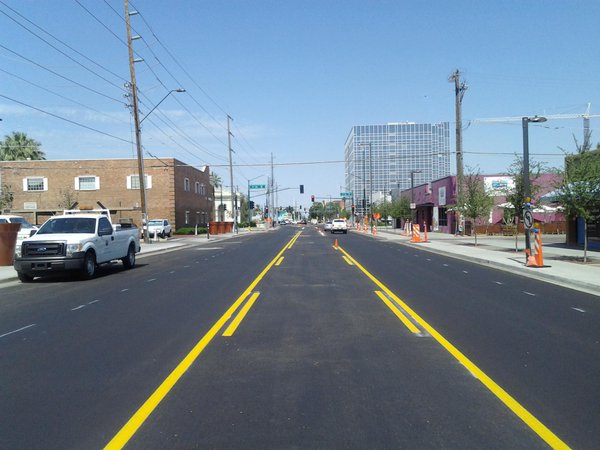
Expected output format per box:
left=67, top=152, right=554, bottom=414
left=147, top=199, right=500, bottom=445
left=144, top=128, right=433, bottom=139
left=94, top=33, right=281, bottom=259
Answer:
left=0, top=132, right=45, bottom=161
left=210, top=173, right=224, bottom=221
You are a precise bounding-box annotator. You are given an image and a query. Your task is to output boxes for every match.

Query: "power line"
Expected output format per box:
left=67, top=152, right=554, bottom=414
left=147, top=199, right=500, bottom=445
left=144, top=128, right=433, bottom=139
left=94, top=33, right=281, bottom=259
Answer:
left=0, top=93, right=132, bottom=143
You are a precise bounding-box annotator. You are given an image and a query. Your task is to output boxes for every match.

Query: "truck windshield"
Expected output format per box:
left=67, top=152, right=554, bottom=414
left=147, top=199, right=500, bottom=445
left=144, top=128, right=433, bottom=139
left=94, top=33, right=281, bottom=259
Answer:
left=147, top=220, right=163, bottom=226
left=37, top=218, right=96, bottom=234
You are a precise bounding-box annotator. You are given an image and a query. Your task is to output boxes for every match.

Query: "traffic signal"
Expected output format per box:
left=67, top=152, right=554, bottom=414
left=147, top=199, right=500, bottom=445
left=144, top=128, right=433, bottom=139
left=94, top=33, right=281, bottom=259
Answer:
left=249, top=201, right=255, bottom=209
left=300, top=184, right=304, bottom=194
left=311, top=195, right=315, bottom=202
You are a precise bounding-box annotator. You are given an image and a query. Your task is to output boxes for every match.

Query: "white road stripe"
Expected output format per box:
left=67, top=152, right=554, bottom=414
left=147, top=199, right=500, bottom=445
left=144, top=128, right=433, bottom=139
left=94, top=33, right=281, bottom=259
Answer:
left=0, top=323, right=36, bottom=339
left=571, top=307, right=586, bottom=313
left=147, top=278, right=156, bottom=282
left=494, top=281, right=503, bottom=285
left=71, top=305, right=86, bottom=311
left=88, top=300, right=100, bottom=305
left=523, top=291, right=536, bottom=296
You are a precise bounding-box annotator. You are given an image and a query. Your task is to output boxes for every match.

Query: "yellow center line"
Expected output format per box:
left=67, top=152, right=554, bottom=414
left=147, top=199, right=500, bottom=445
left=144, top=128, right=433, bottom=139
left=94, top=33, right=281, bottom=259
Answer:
left=374, top=290, right=420, bottom=334
left=342, top=255, right=353, bottom=265
left=287, top=232, right=302, bottom=249
left=222, top=292, right=261, bottom=336
left=104, top=231, right=302, bottom=450
left=275, top=256, right=284, bottom=266
left=337, top=245, right=570, bottom=450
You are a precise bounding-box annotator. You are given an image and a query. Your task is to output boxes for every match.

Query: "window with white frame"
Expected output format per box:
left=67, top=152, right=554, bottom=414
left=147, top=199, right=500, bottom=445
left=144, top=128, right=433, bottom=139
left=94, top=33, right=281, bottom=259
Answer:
left=75, top=176, right=99, bottom=190
left=195, top=181, right=200, bottom=194
left=23, top=177, right=48, bottom=192
left=127, top=175, right=152, bottom=189
left=184, top=178, right=190, bottom=192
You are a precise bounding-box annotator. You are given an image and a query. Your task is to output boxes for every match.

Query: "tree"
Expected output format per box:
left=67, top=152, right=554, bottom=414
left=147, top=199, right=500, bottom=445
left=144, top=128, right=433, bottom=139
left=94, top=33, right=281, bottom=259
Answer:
left=458, top=169, right=494, bottom=246
left=0, top=132, right=45, bottom=161
left=555, top=147, right=600, bottom=262
left=209, top=173, right=223, bottom=220
left=0, top=184, right=14, bottom=212
left=57, top=187, right=79, bottom=210
left=388, top=197, right=411, bottom=227
left=503, top=155, right=545, bottom=251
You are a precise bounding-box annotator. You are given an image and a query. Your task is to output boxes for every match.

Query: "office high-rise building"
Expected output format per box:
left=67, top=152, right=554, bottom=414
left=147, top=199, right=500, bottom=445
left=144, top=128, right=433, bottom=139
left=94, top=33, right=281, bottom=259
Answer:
left=344, top=122, right=451, bottom=216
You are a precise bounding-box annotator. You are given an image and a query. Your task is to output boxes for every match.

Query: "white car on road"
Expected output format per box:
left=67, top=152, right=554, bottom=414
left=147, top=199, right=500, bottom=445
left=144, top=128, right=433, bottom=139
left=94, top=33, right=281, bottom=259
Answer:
left=330, top=219, right=348, bottom=234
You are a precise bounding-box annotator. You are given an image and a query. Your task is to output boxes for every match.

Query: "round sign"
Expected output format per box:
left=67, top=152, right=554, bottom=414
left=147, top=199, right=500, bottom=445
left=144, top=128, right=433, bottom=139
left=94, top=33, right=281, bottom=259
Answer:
left=523, top=209, right=534, bottom=229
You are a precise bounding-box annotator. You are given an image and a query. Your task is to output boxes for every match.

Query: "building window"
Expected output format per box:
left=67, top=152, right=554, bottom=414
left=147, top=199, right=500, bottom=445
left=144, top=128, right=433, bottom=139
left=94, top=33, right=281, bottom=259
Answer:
left=127, top=175, right=152, bottom=189
left=439, top=207, right=448, bottom=227
left=75, top=176, right=99, bottom=190
left=200, top=183, right=206, bottom=195
left=23, top=177, right=48, bottom=192
left=195, top=181, right=200, bottom=194
left=184, top=178, right=190, bottom=192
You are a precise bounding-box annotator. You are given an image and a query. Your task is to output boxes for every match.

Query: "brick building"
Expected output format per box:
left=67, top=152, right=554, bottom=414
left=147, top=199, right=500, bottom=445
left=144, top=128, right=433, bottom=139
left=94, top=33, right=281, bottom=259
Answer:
left=0, top=158, right=214, bottom=230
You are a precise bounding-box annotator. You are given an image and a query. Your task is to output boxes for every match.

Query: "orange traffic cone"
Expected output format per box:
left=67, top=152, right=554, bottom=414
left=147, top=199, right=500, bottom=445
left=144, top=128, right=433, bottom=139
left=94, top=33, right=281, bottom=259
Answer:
left=534, top=228, right=544, bottom=266
left=525, top=248, right=539, bottom=267
left=411, top=224, right=421, bottom=243
left=334, top=239, right=338, bottom=249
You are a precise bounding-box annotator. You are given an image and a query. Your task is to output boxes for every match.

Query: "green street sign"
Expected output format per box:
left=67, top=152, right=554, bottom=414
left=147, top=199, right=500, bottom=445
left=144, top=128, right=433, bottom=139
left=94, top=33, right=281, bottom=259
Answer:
left=340, top=192, right=353, bottom=198
left=249, top=184, right=267, bottom=189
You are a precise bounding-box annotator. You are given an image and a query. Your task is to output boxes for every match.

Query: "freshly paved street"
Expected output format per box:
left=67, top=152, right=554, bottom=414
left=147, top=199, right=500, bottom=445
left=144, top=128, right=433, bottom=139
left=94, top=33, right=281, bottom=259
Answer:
left=1, top=226, right=598, bottom=449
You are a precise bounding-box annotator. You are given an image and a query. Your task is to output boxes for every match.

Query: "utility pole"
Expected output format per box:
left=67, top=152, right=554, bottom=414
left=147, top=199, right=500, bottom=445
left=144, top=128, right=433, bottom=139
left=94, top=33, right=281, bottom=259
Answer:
left=449, top=69, right=467, bottom=234
left=227, top=115, right=235, bottom=232
left=270, top=153, right=275, bottom=226
left=124, top=0, right=148, bottom=243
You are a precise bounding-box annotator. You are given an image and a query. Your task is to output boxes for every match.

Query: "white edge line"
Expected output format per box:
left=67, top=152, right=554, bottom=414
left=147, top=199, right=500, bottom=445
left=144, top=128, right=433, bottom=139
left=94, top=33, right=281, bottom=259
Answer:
left=71, top=305, right=86, bottom=311
left=0, top=323, right=36, bottom=339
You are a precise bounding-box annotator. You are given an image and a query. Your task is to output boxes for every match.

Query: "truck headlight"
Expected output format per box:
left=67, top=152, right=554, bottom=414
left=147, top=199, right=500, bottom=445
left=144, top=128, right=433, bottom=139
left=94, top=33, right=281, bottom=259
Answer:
left=15, top=244, right=21, bottom=258
left=66, top=243, right=82, bottom=257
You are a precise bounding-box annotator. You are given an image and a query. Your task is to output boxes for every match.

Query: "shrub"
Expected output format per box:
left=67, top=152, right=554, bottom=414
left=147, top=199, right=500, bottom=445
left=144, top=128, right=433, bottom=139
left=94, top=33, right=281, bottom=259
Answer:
left=175, top=227, right=207, bottom=235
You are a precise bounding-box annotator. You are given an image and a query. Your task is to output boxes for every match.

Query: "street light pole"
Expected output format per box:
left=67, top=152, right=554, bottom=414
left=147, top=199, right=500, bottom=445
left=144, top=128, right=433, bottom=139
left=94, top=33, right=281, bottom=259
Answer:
left=410, top=169, right=422, bottom=225
left=522, top=115, right=547, bottom=262
left=140, top=89, right=185, bottom=124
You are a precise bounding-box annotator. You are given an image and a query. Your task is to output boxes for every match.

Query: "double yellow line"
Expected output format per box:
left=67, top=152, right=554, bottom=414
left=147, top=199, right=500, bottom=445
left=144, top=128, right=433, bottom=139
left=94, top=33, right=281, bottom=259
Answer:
left=105, top=231, right=302, bottom=449
left=336, top=245, right=569, bottom=450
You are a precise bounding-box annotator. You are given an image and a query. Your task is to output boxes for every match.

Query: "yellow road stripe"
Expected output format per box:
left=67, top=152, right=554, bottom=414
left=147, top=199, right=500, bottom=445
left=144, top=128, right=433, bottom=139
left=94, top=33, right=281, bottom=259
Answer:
left=275, top=256, right=284, bottom=266
left=222, top=292, right=261, bottom=336
left=287, top=232, right=301, bottom=249
left=104, top=231, right=302, bottom=449
left=342, top=255, right=353, bottom=265
left=337, top=245, right=570, bottom=450
left=374, top=290, right=420, bottom=334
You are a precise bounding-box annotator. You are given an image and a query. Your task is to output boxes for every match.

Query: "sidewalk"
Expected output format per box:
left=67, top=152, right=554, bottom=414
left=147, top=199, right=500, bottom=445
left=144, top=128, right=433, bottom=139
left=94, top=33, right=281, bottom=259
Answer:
left=0, top=230, right=247, bottom=285
left=369, top=228, right=600, bottom=297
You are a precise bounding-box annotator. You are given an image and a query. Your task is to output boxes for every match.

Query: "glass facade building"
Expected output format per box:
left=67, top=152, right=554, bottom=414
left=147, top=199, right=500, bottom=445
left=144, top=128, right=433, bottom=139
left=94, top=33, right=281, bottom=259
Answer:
left=344, top=122, right=451, bottom=216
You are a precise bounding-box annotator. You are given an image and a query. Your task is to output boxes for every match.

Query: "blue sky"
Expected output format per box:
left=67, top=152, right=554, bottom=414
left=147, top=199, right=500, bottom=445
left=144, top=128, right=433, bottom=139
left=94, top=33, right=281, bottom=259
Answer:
left=1, top=0, right=598, bottom=208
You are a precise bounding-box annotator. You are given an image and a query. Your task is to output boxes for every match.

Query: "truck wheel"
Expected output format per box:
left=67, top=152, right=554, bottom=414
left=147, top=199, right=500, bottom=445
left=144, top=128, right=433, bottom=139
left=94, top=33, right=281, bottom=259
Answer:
left=17, top=272, right=34, bottom=283
left=81, top=251, right=97, bottom=279
left=160, top=231, right=166, bottom=239
left=166, top=231, right=171, bottom=238
left=122, top=244, right=136, bottom=269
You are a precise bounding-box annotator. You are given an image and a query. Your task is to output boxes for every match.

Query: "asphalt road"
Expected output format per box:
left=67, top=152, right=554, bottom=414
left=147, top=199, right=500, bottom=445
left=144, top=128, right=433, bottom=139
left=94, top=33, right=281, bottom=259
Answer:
left=1, top=226, right=598, bottom=449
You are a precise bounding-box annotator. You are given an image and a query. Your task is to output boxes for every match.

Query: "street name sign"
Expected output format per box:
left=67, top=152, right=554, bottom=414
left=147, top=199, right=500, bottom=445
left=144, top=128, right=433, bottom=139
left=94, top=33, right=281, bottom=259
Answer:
left=249, top=184, right=267, bottom=189
left=340, top=192, right=353, bottom=198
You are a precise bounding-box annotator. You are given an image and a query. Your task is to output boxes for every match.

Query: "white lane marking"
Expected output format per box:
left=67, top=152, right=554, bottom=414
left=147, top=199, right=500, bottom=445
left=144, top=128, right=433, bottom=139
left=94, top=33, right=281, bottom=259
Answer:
left=147, top=278, right=157, bottom=282
left=71, top=305, right=86, bottom=311
left=571, top=307, right=586, bottom=313
left=426, top=258, right=432, bottom=261
left=88, top=300, right=100, bottom=305
left=443, top=263, right=449, bottom=267
left=462, top=270, right=469, bottom=274
left=494, top=281, right=503, bottom=285
left=523, top=291, right=536, bottom=296
left=183, top=265, right=191, bottom=268
left=169, top=271, right=175, bottom=274
left=0, top=323, right=36, bottom=339
left=121, top=288, right=129, bottom=292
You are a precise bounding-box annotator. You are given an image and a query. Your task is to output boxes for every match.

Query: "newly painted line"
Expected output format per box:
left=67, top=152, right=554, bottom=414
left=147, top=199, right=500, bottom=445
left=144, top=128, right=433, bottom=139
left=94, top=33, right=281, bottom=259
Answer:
left=275, top=256, right=284, bottom=266
left=105, top=230, right=302, bottom=450
left=571, top=307, right=585, bottom=313
left=147, top=278, right=157, bottom=282
left=337, top=245, right=569, bottom=450
left=0, top=323, right=36, bottom=339
left=374, top=290, right=420, bottom=334
left=523, top=291, right=536, bottom=297
left=342, top=255, right=354, bottom=266
left=222, top=292, right=261, bottom=337
left=287, top=233, right=302, bottom=249
left=88, top=300, right=100, bottom=305
left=71, top=305, right=86, bottom=311
left=120, top=289, right=129, bottom=292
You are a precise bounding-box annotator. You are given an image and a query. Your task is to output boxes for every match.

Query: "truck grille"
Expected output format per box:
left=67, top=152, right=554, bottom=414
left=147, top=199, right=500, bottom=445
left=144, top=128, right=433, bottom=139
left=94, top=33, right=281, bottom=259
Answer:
left=23, top=242, right=66, bottom=257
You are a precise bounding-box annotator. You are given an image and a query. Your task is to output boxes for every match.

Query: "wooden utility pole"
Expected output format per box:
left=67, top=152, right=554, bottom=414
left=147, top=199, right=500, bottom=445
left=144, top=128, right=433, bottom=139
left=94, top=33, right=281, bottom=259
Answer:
left=227, top=115, right=235, bottom=232
left=449, top=69, right=467, bottom=233
left=124, top=0, right=148, bottom=243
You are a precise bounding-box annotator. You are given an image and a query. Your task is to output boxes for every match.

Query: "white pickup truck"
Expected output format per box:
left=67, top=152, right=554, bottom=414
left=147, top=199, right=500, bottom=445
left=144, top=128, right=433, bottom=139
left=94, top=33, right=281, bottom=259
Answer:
left=13, top=210, right=140, bottom=282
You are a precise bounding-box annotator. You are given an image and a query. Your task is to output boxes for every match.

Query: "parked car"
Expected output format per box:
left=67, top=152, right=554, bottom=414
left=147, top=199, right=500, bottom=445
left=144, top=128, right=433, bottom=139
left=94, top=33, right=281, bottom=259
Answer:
left=144, top=219, right=172, bottom=238
left=13, top=209, right=140, bottom=281
left=331, top=218, right=348, bottom=234
left=0, top=215, right=38, bottom=243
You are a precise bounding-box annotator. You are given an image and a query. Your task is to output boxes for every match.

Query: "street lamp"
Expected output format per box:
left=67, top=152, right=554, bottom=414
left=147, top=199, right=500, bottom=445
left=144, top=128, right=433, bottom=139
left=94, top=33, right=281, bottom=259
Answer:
left=522, top=115, right=547, bottom=262
left=136, top=88, right=185, bottom=244
left=410, top=169, right=422, bottom=225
